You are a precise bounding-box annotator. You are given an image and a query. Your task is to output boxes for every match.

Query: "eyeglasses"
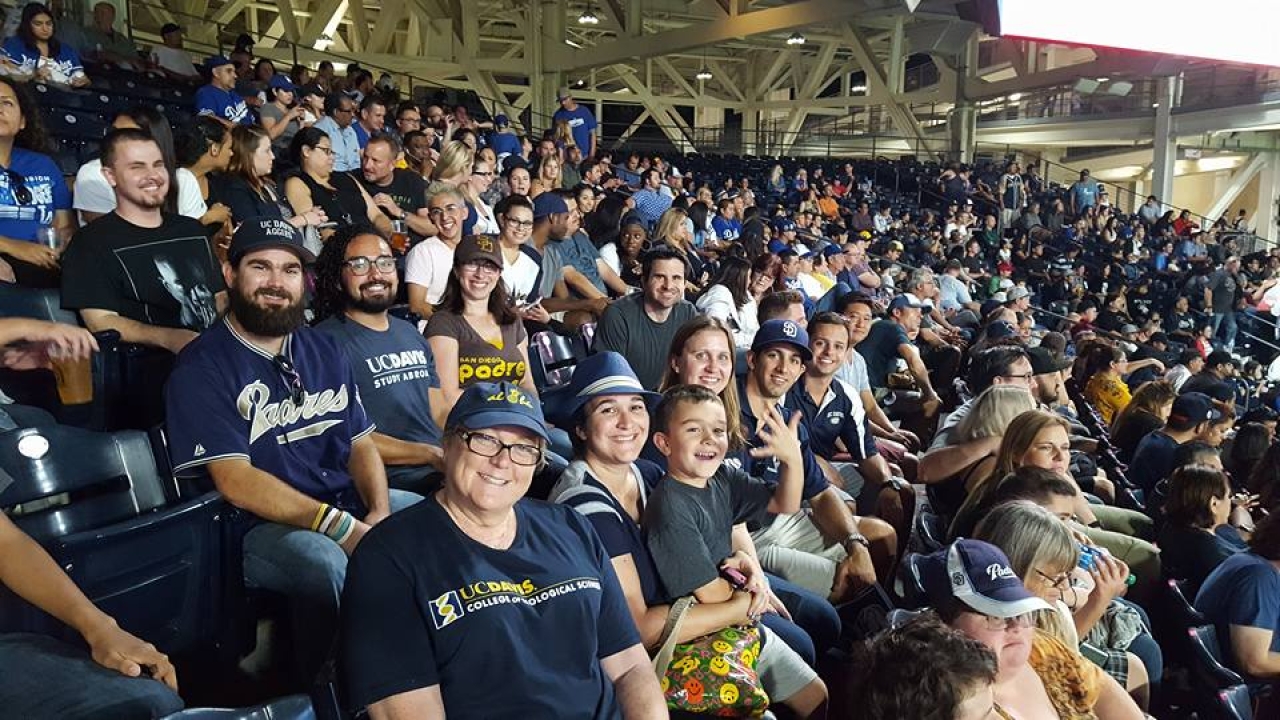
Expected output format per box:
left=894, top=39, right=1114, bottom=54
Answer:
left=472, top=170, right=494, bottom=177
left=1001, top=372, right=1035, bottom=383
left=504, top=217, right=534, bottom=229
left=344, top=255, right=396, bottom=275
left=459, top=430, right=542, bottom=466
left=428, top=204, right=461, bottom=217
left=5, top=168, right=31, bottom=205
left=971, top=612, right=1036, bottom=632
left=272, top=354, right=306, bottom=406
left=1035, top=569, right=1071, bottom=592
left=311, top=146, right=335, bottom=156
left=461, top=260, right=500, bottom=275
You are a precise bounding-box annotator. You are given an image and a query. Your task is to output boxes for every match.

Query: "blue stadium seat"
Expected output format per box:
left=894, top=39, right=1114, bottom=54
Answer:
left=913, top=508, right=945, bottom=553
left=530, top=331, right=579, bottom=391
left=1215, top=684, right=1254, bottom=720
left=30, top=82, right=111, bottom=114
left=893, top=552, right=927, bottom=608
left=0, top=425, right=231, bottom=657
left=1187, top=625, right=1246, bottom=691
left=160, top=694, right=315, bottom=720
left=0, top=283, right=77, bottom=325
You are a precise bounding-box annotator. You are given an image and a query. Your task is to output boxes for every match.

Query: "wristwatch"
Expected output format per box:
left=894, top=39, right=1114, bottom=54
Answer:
left=841, top=533, right=870, bottom=555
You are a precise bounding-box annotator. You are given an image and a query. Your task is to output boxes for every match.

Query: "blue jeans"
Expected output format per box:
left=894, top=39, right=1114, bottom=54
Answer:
left=1211, top=311, right=1238, bottom=350
left=763, top=573, right=841, bottom=665
left=244, top=489, right=422, bottom=684
left=0, top=633, right=184, bottom=719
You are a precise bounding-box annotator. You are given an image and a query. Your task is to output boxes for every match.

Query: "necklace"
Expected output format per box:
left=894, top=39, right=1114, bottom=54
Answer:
left=440, top=496, right=516, bottom=549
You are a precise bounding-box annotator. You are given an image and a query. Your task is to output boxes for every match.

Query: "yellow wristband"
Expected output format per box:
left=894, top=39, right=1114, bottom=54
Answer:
left=311, top=503, right=331, bottom=532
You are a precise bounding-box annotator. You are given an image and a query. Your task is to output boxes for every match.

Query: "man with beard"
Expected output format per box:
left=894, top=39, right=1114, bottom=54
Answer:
left=405, top=183, right=468, bottom=319
left=594, top=245, right=695, bottom=388
left=315, top=227, right=444, bottom=493
left=735, top=320, right=892, bottom=606
left=164, top=218, right=420, bottom=686
left=61, top=129, right=224, bottom=353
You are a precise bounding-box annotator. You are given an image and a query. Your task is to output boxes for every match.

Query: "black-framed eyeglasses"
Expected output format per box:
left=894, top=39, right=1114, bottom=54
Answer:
left=1001, top=372, right=1035, bottom=383
left=459, top=430, right=542, bottom=466
left=5, top=169, right=31, bottom=206
left=344, top=255, right=396, bottom=275
left=273, top=354, right=306, bottom=406
left=1035, top=568, right=1071, bottom=592
left=503, top=217, right=534, bottom=229
left=472, top=170, right=494, bottom=177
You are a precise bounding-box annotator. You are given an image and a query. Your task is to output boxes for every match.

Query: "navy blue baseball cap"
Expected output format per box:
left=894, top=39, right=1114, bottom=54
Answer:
left=533, top=192, right=570, bottom=220
left=986, top=320, right=1018, bottom=340
left=773, top=218, right=797, bottom=233
left=494, top=114, right=510, bottom=127
left=229, top=218, right=315, bottom=264
left=1170, top=391, right=1222, bottom=425
left=546, top=352, right=659, bottom=426
left=446, top=381, right=550, bottom=441
left=919, top=539, right=1052, bottom=618
left=888, top=293, right=931, bottom=313
left=751, top=319, right=812, bottom=362
left=269, top=75, right=295, bottom=92
left=205, top=55, right=233, bottom=69
left=821, top=244, right=843, bottom=258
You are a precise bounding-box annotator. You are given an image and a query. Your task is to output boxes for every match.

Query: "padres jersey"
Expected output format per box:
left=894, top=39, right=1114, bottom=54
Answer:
left=165, top=317, right=375, bottom=509
left=785, top=377, right=869, bottom=460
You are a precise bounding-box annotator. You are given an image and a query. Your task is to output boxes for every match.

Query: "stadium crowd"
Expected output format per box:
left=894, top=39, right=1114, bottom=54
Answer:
left=3, top=2, right=1280, bottom=718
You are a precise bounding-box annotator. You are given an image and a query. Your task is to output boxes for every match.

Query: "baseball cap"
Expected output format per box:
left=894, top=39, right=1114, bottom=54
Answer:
left=888, top=240, right=904, bottom=252
left=888, top=293, right=931, bottom=313
left=1206, top=350, right=1237, bottom=368
left=1006, top=286, right=1030, bottom=303
left=269, top=75, right=295, bottom=92
left=919, top=539, right=1053, bottom=619
left=298, top=83, right=325, bottom=99
left=494, top=113, right=509, bottom=127
left=454, top=234, right=502, bottom=268
left=1169, top=392, right=1223, bottom=425
left=228, top=218, right=315, bottom=264
left=557, top=87, right=573, bottom=101
left=205, top=55, right=233, bottom=69
left=445, top=381, right=550, bottom=441
left=773, top=218, right=796, bottom=233
left=1027, top=346, right=1072, bottom=375
left=1150, top=332, right=1169, bottom=345
left=997, top=261, right=1014, bottom=274
left=821, top=245, right=844, bottom=258
left=546, top=352, right=660, bottom=426
left=1120, top=323, right=1140, bottom=335
left=160, top=23, right=182, bottom=35
left=751, top=319, right=812, bottom=362
left=532, top=192, right=570, bottom=220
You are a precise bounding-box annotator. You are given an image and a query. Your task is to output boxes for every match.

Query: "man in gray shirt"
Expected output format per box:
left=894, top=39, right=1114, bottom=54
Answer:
left=595, top=245, right=696, bottom=388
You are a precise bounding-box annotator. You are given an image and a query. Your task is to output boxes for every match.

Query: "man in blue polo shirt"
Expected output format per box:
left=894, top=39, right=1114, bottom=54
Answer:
left=164, top=218, right=421, bottom=686
left=788, top=312, right=904, bottom=535
left=629, top=169, right=672, bottom=230
left=194, top=56, right=249, bottom=127
left=734, top=319, right=889, bottom=604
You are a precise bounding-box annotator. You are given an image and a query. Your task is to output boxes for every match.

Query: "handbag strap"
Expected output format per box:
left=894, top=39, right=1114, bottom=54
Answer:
left=652, top=596, right=695, bottom=676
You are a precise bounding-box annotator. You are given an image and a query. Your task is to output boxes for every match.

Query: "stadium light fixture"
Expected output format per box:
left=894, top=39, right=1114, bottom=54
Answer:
left=787, top=32, right=806, bottom=46
left=578, top=4, right=600, bottom=25
left=696, top=67, right=713, bottom=81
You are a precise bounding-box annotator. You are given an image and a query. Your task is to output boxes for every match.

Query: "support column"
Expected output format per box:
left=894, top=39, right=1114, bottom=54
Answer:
left=531, top=0, right=564, bottom=133
left=1150, top=76, right=1178, bottom=205
left=887, top=17, right=904, bottom=95
left=1257, top=155, right=1280, bottom=243
left=947, top=33, right=978, bottom=162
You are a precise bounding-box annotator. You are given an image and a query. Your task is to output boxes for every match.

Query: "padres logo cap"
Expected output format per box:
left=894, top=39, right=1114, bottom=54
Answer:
left=453, top=234, right=503, bottom=269
left=446, top=381, right=549, bottom=441
left=917, top=539, right=1051, bottom=619
left=751, top=319, right=812, bottom=362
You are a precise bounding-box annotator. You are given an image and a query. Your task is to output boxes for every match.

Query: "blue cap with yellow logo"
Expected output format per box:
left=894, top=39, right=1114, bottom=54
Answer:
left=446, top=381, right=550, bottom=441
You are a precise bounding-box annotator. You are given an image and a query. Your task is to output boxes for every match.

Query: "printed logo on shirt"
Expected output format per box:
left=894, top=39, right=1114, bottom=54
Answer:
left=827, top=412, right=844, bottom=425
left=458, top=356, right=526, bottom=384
left=429, top=576, right=602, bottom=630
left=236, top=380, right=350, bottom=444
left=193, top=444, right=206, bottom=457
left=365, top=350, right=432, bottom=389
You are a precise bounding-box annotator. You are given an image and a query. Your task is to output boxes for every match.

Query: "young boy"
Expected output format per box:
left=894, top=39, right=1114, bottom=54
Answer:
left=644, top=384, right=826, bottom=717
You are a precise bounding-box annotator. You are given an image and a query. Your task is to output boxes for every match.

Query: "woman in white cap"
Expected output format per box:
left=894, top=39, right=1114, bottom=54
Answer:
left=919, top=538, right=1144, bottom=719
left=341, top=381, right=664, bottom=719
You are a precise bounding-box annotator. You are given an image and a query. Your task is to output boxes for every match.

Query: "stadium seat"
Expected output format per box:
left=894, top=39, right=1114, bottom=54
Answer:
left=160, top=694, right=315, bottom=720
left=92, top=330, right=176, bottom=431
left=0, top=425, right=231, bottom=657
left=0, top=284, right=78, bottom=325
left=893, top=552, right=927, bottom=608
left=1214, top=684, right=1254, bottom=720
left=42, top=108, right=107, bottom=142
left=886, top=608, right=922, bottom=629
left=30, top=82, right=112, bottom=114
left=530, top=331, right=579, bottom=391
left=913, top=508, right=946, bottom=553
left=1187, top=625, right=1246, bottom=691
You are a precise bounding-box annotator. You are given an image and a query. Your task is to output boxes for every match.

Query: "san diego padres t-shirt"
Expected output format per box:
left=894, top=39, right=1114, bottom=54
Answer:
left=424, top=311, right=529, bottom=388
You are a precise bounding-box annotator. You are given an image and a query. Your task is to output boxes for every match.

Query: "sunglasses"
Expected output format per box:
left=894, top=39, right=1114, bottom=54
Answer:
left=272, top=354, right=306, bottom=406
left=6, top=169, right=31, bottom=205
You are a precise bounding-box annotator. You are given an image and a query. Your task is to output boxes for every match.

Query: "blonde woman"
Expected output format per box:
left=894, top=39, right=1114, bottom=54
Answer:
left=457, top=156, right=500, bottom=235
left=529, top=154, right=562, bottom=199
left=976, top=502, right=1154, bottom=710
left=652, top=206, right=705, bottom=289
left=951, top=385, right=1039, bottom=492
left=429, top=141, right=474, bottom=186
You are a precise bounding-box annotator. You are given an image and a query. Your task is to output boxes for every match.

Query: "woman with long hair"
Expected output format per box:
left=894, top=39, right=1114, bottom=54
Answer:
left=1110, top=380, right=1176, bottom=461
left=528, top=153, right=562, bottom=199
left=458, top=155, right=499, bottom=235
left=1160, top=465, right=1252, bottom=593
left=425, top=234, right=537, bottom=427
left=285, top=127, right=390, bottom=240
left=2, top=3, right=88, bottom=87
left=1223, top=422, right=1271, bottom=489
left=950, top=386, right=1040, bottom=492
left=586, top=194, right=626, bottom=252
left=0, top=76, right=73, bottom=286
left=652, top=206, right=704, bottom=289
left=696, top=256, right=759, bottom=349
left=221, top=124, right=325, bottom=232
left=259, top=76, right=304, bottom=152
left=430, top=140, right=473, bottom=186
left=750, top=253, right=782, bottom=304
left=1082, top=343, right=1132, bottom=425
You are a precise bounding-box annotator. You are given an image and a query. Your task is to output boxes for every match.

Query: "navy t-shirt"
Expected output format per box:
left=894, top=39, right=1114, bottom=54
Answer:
left=551, top=459, right=665, bottom=605
left=315, top=315, right=441, bottom=486
left=856, top=320, right=910, bottom=390
left=732, top=378, right=831, bottom=507
left=340, top=494, right=641, bottom=717
left=165, top=318, right=374, bottom=510
left=1128, top=430, right=1178, bottom=494
left=1196, top=552, right=1280, bottom=675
